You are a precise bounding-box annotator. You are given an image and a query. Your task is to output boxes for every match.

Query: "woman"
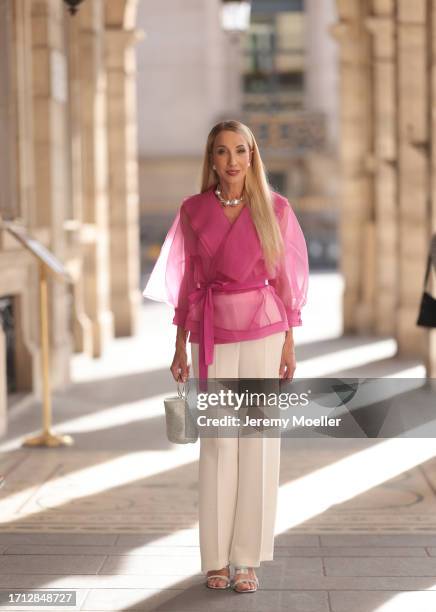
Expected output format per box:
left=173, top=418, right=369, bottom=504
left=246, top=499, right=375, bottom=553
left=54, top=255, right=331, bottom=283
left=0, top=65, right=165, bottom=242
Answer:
left=143, top=120, right=309, bottom=593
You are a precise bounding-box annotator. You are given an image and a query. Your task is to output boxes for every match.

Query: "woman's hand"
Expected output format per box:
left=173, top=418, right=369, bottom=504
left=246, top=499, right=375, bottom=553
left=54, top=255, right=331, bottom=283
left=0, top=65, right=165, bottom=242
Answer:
left=279, top=333, right=296, bottom=381
left=170, top=346, right=190, bottom=382
left=170, top=326, right=190, bottom=382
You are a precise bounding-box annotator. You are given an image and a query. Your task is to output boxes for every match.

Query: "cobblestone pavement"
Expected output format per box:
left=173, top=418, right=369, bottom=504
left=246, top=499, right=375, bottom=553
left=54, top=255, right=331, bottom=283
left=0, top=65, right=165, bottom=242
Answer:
left=1, top=273, right=436, bottom=611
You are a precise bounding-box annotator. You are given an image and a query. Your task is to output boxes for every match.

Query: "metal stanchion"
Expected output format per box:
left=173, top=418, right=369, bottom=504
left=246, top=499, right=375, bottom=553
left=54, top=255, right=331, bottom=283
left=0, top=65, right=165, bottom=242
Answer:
left=1, top=220, right=74, bottom=448
left=23, top=262, right=73, bottom=447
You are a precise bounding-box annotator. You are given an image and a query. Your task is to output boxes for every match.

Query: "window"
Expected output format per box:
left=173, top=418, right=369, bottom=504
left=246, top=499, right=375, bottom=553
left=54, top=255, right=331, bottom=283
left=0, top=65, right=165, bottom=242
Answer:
left=243, top=5, right=305, bottom=111
left=277, top=71, right=304, bottom=92
left=280, top=123, right=290, bottom=139
left=258, top=123, right=269, bottom=140
left=268, top=171, right=286, bottom=193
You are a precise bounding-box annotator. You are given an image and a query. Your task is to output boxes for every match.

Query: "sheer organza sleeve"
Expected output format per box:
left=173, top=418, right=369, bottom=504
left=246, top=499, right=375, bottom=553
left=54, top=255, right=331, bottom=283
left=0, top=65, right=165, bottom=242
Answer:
left=142, top=203, right=194, bottom=328
left=270, top=200, right=309, bottom=327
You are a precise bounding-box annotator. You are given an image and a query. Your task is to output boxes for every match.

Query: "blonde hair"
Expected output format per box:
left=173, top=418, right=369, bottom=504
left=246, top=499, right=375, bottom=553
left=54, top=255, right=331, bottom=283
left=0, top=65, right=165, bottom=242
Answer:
left=200, top=120, right=284, bottom=276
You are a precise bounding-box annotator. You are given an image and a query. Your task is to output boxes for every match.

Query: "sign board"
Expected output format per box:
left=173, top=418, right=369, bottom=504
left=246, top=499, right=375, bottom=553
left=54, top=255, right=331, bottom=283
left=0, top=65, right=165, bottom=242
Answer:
left=1, top=222, right=73, bottom=283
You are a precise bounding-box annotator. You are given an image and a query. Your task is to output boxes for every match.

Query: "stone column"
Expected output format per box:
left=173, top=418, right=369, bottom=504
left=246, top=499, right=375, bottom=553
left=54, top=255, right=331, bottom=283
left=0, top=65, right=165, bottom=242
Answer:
left=0, top=0, right=15, bottom=434
left=365, top=1, right=398, bottom=336
left=0, top=326, right=6, bottom=436
left=77, top=0, right=114, bottom=356
left=64, top=5, right=93, bottom=356
left=396, top=0, right=430, bottom=357
left=5, top=0, right=36, bottom=397
left=30, top=0, right=71, bottom=387
left=0, top=0, right=18, bottom=221
left=330, top=0, right=374, bottom=332
left=8, top=0, right=35, bottom=224
left=429, top=0, right=436, bottom=377
left=105, top=27, right=142, bottom=337
left=305, top=0, right=339, bottom=151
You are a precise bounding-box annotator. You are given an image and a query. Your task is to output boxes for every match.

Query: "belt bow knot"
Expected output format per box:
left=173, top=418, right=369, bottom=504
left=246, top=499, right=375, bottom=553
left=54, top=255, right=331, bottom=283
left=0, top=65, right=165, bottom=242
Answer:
left=188, top=277, right=269, bottom=389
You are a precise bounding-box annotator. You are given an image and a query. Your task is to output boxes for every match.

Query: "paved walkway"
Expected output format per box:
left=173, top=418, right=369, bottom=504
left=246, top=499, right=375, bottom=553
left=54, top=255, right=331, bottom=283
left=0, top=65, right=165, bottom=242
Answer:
left=1, top=273, right=436, bottom=611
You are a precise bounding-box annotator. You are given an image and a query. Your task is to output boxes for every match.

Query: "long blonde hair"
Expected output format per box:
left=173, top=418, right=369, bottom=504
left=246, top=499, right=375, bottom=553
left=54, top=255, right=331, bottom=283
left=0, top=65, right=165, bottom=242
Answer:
left=200, top=120, right=284, bottom=276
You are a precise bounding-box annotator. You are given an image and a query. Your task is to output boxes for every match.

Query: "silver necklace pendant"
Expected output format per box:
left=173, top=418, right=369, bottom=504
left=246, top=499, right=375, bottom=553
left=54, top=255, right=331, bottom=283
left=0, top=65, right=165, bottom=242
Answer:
left=215, top=185, right=244, bottom=207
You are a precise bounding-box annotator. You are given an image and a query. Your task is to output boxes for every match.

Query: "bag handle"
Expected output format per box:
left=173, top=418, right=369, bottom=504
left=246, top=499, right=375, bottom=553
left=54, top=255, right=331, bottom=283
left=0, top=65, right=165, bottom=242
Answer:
left=177, top=378, right=190, bottom=399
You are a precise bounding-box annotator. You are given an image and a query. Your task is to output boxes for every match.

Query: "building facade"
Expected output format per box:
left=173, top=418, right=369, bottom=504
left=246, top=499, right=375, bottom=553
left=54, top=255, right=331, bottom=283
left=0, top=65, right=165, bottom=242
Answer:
left=135, top=0, right=245, bottom=284
left=241, top=0, right=340, bottom=270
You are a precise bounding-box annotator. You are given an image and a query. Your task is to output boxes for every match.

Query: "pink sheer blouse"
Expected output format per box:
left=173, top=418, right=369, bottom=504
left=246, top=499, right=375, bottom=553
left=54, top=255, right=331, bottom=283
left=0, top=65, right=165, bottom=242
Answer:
left=143, top=186, right=309, bottom=387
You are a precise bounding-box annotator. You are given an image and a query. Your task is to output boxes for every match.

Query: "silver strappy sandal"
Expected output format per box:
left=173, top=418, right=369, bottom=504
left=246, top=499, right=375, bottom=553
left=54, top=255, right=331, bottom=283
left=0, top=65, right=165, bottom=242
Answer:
left=232, top=566, right=259, bottom=593
left=205, top=565, right=231, bottom=589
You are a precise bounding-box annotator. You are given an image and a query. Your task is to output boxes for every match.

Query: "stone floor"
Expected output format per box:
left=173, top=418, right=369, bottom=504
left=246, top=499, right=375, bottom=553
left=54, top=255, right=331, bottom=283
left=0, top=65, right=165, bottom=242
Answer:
left=0, top=272, right=436, bottom=611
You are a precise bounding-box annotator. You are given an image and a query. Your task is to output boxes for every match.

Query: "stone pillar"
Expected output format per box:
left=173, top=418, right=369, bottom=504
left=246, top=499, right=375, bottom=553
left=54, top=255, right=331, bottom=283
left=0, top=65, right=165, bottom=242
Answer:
left=64, top=5, right=93, bottom=356
left=0, top=325, right=6, bottom=436
left=429, top=1, right=436, bottom=377
left=0, top=0, right=18, bottom=221
left=330, top=0, right=374, bottom=332
left=305, top=0, right=339, bottom=151
left=105, top=27, right=142, bottom=337
left=30, top=0, right=71, bottom=387
left=77, top=0, right=114, bottom=356
left=365, top=1, right=398, bottom=336
left=8, top=0, right=35, bottom=225
left=396, top=0, right=430, bottom=357
left=4, top=1, right=36, bottom=397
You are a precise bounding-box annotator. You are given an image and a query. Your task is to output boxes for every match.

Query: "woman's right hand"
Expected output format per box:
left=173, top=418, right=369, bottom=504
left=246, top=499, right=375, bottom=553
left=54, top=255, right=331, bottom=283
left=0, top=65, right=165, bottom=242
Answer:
left=170, top=345, right=190, bottom=382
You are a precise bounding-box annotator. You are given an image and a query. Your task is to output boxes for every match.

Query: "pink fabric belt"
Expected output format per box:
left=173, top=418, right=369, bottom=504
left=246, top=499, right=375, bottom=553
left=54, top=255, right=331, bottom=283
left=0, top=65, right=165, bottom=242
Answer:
left=188, top=278, right=269, bottom=389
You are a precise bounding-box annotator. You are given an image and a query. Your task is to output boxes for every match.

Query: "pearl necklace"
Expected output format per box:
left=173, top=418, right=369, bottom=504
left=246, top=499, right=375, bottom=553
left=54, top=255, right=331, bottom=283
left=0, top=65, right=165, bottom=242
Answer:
left=214, top=184, right=245, bottom=207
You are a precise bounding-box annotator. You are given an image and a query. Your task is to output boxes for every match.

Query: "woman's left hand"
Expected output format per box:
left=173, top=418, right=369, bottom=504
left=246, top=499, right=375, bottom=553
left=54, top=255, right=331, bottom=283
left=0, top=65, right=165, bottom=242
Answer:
left=279, top=338, right=296, bottom=380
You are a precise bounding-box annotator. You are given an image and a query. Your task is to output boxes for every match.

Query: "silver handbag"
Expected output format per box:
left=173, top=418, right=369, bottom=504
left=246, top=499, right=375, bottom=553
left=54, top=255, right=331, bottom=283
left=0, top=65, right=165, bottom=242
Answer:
left=164, top=379, right=198, bottom=444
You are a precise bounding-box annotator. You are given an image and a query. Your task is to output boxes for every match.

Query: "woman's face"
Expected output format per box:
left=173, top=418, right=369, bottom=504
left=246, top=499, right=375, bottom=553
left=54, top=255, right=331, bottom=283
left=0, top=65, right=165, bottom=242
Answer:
left=211, top=130, right=252, bottom=190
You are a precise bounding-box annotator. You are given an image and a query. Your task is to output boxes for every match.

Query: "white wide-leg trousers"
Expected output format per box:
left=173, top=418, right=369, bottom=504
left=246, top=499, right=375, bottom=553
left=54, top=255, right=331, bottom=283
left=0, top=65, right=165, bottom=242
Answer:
left=191, top=331, right=285, bottom=574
